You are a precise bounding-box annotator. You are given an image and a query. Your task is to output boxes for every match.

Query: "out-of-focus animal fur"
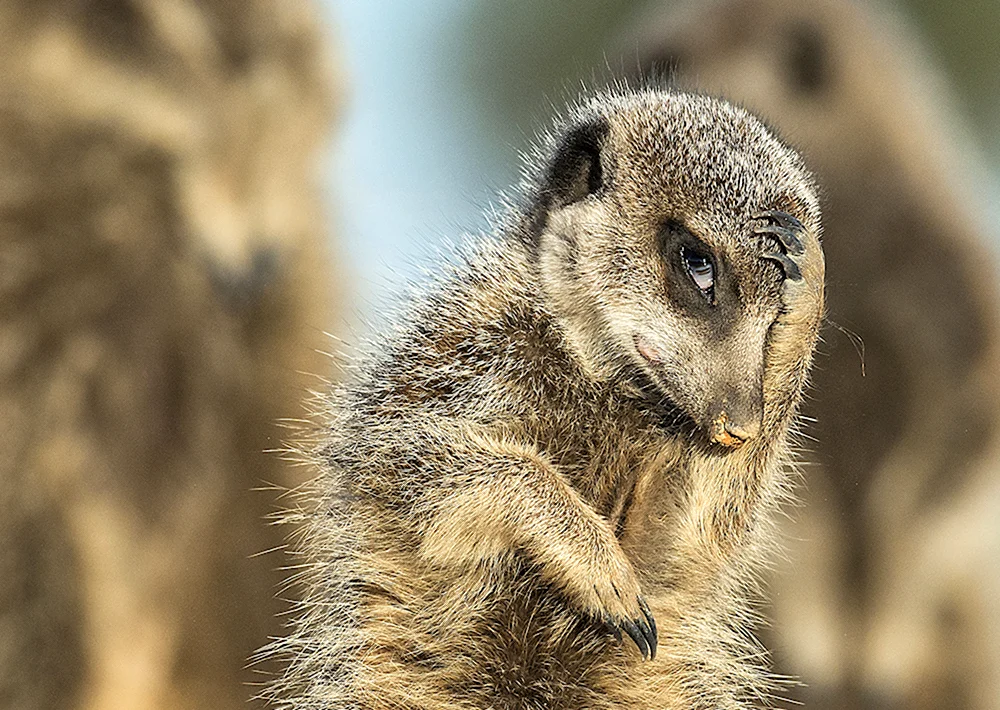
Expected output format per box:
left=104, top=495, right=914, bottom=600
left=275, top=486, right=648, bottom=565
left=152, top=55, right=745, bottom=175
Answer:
left=623, top=0, right=1000, bottom=707
left=0, top=1, right=339, bottom=709
left=267, top=88, right=825, bottom=710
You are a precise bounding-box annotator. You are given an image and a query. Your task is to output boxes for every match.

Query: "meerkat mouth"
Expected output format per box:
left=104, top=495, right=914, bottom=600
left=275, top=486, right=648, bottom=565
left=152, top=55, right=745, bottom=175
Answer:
left=634, top=334, right=664, bottom=365
left=624, top=336, right=694, bottom=438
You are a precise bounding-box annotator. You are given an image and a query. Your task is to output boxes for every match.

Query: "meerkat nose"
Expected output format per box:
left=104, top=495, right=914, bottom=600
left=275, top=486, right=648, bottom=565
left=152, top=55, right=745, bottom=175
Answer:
left=710, top=411, right=760, bottom=447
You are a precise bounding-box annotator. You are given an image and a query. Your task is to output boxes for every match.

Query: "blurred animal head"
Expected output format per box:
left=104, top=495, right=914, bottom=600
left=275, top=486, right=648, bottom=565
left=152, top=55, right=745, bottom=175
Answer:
left=0, top=0, right=339, bottom=308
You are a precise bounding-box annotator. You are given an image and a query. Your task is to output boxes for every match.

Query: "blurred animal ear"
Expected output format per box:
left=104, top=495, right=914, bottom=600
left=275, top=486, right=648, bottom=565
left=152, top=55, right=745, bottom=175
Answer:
left=524, top=116, right=610, bottom=243
left=785, top=21, right=830, bottom=95
left=82, top=0, right=150, bottom=49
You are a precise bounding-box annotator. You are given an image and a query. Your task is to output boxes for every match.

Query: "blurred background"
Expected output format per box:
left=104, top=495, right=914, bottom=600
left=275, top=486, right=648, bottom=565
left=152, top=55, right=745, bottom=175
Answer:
left=3, top=1, right=1000, bottom=709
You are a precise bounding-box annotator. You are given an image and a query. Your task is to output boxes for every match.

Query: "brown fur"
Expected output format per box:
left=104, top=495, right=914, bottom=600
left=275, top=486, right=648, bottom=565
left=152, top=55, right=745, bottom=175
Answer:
left=621, top=0, right=1000, bottom=707
left=268, top=88, right=825, bottom=709
left=0, top=1, right=339, bottom=708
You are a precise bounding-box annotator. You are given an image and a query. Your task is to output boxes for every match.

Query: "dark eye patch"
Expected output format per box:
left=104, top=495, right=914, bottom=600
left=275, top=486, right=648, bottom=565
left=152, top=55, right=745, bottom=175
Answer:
left=658, top=220, right=744, bottom=342
left=659, top=220, right=720, bottom=309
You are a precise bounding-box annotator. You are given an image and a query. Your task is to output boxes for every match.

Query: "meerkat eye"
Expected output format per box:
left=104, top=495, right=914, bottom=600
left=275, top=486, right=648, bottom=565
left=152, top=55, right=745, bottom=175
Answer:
left=680, top=246, right=715, bottom=299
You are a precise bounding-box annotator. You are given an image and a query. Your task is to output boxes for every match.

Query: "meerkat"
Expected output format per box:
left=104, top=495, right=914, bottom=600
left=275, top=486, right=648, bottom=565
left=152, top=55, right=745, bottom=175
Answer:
left=0, top=1, right=339, bottom=709
left=621, top=0, right=1000, bottom=707
left=266, top=87, right=825, bottom=710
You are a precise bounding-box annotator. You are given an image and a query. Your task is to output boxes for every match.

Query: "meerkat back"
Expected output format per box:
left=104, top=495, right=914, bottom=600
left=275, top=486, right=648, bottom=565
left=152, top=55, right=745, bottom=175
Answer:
left=622, top=0, right=1000, bottom=707
left=268, top=88, right=825, bottom=710
left=0, top=1, right=339, bottom=708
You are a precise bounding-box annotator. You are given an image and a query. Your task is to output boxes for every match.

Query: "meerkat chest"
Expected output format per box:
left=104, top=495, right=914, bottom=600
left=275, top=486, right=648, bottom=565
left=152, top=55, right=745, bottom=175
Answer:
left=519, top=404, right=677, bottom=515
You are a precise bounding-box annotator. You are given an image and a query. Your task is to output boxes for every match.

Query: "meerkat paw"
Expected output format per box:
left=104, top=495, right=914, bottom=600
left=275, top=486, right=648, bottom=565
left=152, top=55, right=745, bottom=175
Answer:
left=566, top=552, right=657, bottom=660
left=754, top=209, right=824, bottom=316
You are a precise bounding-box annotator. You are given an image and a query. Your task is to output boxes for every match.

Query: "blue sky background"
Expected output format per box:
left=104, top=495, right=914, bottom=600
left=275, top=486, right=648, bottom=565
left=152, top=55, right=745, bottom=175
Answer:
left=318, top=0, right=519, bottom=326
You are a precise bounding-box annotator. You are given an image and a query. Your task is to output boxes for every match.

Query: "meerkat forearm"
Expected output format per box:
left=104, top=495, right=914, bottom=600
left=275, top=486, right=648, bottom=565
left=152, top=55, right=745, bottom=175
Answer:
left=418, top=427, right=658, bottom=656
left=418, top=434, right=609, bottom=570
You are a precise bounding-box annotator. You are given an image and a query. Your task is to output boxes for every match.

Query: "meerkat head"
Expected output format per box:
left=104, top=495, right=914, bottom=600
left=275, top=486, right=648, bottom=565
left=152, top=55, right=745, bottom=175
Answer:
left=527, top=90, right=819, bottom=449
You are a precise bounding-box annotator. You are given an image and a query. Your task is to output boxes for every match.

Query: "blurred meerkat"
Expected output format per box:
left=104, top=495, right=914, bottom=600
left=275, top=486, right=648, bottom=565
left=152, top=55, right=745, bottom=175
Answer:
left=0, top=1, right=340, bottom=709
left=267, top=88, right=825, bottom=710
left=622, top=0, right=1000, bottom=706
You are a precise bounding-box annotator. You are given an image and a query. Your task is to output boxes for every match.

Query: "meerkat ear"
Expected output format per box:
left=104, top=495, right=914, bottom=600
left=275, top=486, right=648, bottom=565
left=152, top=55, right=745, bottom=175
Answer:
left=524, top=116, right=610, bottom=244
left=545, top=117, right=609, bottom=206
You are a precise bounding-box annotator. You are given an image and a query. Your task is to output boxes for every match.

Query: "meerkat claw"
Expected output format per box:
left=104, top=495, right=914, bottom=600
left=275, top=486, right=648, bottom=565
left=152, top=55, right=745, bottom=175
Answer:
left=601, top=613, right=624, bottom=643
left=761, top=251, right=803, bottom=281
left=607, top=603, right=657, bottom=660
left=754, top=210, right=806, bottom=255
left=755, top=209, right=805, bottom=231
left=753, top=224, right=804, bottom=255
left=639, top=597, right=658, bottom=660
left=621, top=618, right=651, bottom=660
left=596, top=591, right=657, bottom=660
